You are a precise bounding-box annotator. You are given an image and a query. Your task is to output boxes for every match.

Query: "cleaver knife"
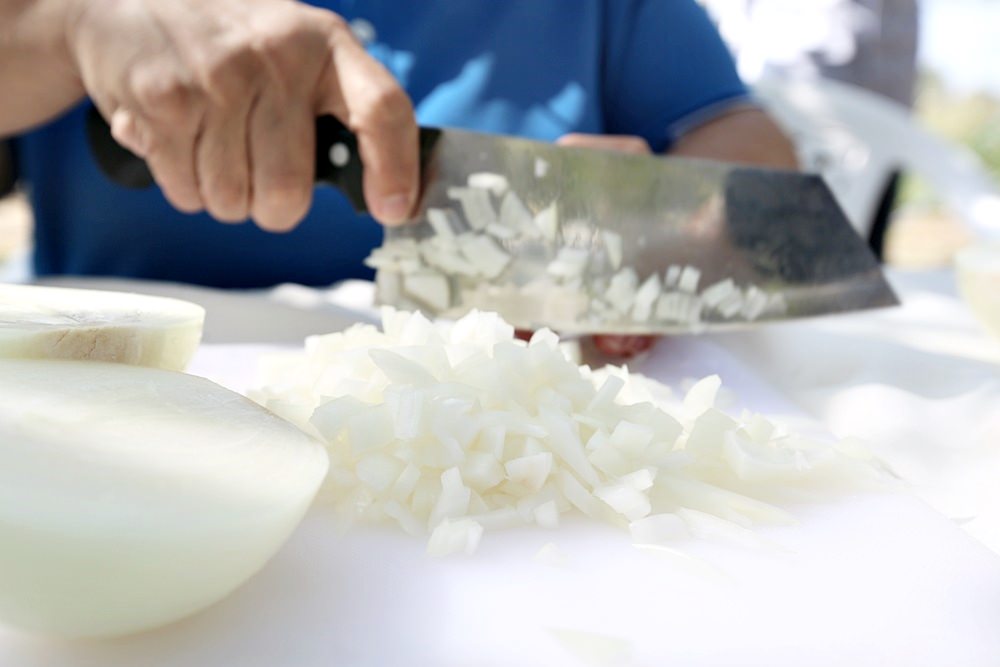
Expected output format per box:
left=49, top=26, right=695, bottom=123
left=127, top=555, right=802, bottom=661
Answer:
left=87, top=108, right=898, bottom=334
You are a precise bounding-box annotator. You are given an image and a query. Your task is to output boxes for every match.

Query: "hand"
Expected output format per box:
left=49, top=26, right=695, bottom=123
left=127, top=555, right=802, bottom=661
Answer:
left=556, top=133, right=661, bottom=359
left=68, top=0, right=419, bottom=230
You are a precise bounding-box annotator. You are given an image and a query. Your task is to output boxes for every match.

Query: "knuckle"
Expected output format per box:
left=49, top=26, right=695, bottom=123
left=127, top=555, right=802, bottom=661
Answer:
left=131, top=72, right=197, bottom=120
left=251, top=16, right=318, bottom=63
left=248, top=15, right=332, bottom=91
left=200, top=44, right=261, bottom=105
left=355, top=85, right=413, bottom=130
left=313, top=10, right=349, bottom=42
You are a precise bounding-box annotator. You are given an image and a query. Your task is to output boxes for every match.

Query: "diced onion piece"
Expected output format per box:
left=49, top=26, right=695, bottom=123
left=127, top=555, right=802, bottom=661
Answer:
left=701, top=279, right=737, bottom=309
left=664, top=265, right=682, bottom=288
left=654, top=292, right=702, bottom=325
left=717, top=291, right=745, bottom=319
left=605, top=268, right=639, bottom=316
left=375, top=270, right=403, bottom=305
left=594, top=482, right=651, bottom=521
left=620, top=468, right=656, bottom=491
left=557, top=470, right=605, bottom=519
left=685, top=408, right=739, bottom=458
left=485, top=223, right=518, bottom=240
left=505, top=452, right=554, bottom=492
left=426, top=208, right=461, bottom=239
left=403, top=270, right=451, bottom=311
left=682, top=375, right=722, bottom=421
left=0, top=284, right=205, bottom=371
left=448, top=187, right=497, bottom=230
left=428, top=467, right=472, bottom=528
left=602, top=231, right=624, bottom=270
left=533, top=541, right=569, bottom=567
left=499, top=191, right=536, bottom=236
left=310, top=395, right=369, bottom=442
left=347, top=404, right=395, bottom=454
left=547, top=247, right=591, bottom=280
left=458, top=235, right=512, bottom=279
left=426, top=518, right=483, bottom=557
left=589, top=442, right=631, bottom=477
left=0, top=359, right=327, bottom=638
left=534, top=157, right=550, bottom=178
left=419, top=239, right=479, bottom=276
left=741, top=286, right=770, bottom=321
left=678, top=266, right=702, bottom=294
left=463, top=451, right=506, bottom=492
left=631, top=273, right=662, bottom=322
left=356, top=454, right=403, bottom=494
left=609, top=421, right=654, bottom=457
left=390, top=464, right=422, bottom=501
left=534, top=203, right=560, bottom=241
left=467, top=172, right=510, bottom=196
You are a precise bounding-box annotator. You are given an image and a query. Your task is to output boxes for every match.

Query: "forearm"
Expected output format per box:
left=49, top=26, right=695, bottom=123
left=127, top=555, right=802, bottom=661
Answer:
left=0, top=0, right=86, bottom=137
left=669, top=107, right=799, bottom=170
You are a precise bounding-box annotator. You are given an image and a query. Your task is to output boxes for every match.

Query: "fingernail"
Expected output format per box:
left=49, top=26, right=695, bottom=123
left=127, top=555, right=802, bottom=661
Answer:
left=376, top=193, right=413, bottom=224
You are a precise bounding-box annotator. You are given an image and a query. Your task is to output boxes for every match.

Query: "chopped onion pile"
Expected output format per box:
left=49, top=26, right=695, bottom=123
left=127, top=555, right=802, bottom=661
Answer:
left=0, top=284, right=204, bottom=370
left=253, top=310, right=878, bottom=557
left=366, top=172, right=786, bottom=332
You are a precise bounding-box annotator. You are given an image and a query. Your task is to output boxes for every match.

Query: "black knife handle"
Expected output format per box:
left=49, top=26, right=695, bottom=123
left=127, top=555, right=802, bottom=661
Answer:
left=85, top=106, right=155, bottom=190
left=86, top=105, right=441, bottom=215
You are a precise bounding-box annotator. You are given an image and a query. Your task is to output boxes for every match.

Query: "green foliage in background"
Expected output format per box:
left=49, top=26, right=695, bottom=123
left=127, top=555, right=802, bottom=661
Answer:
left=900, top=69, right=1000, bottom=210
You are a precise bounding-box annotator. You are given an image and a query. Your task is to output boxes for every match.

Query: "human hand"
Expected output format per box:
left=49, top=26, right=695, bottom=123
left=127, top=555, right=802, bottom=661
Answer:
left=68, top=0, right=418, bottom=230
left=555, top=133, right=661, bottom=359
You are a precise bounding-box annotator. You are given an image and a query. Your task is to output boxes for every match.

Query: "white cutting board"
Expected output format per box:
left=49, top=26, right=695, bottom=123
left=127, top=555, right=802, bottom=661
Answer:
left=3, top=340, right=1000, bottom=666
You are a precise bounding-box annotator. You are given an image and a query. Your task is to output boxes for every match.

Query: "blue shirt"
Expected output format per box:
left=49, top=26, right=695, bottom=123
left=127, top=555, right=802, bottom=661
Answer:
left=12, top=0, right=747, bottom=288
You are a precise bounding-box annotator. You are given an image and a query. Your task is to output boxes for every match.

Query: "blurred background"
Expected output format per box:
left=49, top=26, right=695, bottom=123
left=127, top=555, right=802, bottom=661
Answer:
left=2, top=0, right=998, bottom=276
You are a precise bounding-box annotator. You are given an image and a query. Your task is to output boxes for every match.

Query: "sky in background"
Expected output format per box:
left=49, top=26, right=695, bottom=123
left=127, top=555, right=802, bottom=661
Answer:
left=920, top=0, right=1000, bottom=95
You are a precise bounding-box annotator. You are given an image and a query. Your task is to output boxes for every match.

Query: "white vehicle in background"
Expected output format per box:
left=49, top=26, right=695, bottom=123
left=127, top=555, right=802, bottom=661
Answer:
left=755, top=76, right=1000, bottom=243
left=701, top=0, right=1000, bottom=252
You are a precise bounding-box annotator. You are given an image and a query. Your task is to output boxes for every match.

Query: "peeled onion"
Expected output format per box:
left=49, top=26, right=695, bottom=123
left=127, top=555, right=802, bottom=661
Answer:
left=0, top=359, right=328, bottom=638
left=0, top=284, right=204, bottom=370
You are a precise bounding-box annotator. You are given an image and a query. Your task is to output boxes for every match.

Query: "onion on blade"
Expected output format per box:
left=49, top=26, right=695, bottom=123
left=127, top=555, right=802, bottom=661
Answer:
left=0, top=360, right=328, bottom=638
left=0, top=284, right=204, bottom=370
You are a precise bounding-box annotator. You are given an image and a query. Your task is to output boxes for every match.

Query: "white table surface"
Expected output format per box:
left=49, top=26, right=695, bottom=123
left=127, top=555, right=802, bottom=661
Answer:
left=3, top=271, right=1000, bottom=666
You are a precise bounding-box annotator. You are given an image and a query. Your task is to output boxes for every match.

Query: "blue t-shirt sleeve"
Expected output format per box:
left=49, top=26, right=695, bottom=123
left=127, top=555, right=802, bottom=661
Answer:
left=602, top=0, right=750, bottom=152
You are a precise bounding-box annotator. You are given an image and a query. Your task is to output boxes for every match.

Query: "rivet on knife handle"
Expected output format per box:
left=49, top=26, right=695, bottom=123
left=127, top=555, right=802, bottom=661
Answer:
left=315, top=115, right=443, bottom=215
left=85, top=105, right=155, bottom=189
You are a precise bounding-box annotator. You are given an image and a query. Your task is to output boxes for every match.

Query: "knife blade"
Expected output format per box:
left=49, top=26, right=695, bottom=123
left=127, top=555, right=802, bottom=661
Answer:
left=87, top=108, right=898, bottom=334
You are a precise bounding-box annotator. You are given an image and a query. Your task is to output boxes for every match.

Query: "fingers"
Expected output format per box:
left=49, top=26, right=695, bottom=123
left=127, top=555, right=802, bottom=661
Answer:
left=89, top=3, right=419, bottom=230
left=247, top=92, right=314, bottom=231
left=591, top=335, right=660, bottom=359
left=144, top=124, right=203, bottom=214
left=196, top=104, right=251, bottom=223
left=321, top=27, right=419, bottom=225
left=126, top=75, right=205, bottom=213
left=557, top=133, right=652, bottom=155
left=109, top=107, right=153, bottom=158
